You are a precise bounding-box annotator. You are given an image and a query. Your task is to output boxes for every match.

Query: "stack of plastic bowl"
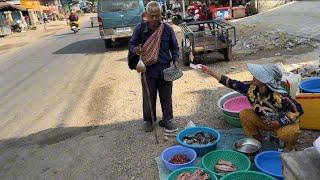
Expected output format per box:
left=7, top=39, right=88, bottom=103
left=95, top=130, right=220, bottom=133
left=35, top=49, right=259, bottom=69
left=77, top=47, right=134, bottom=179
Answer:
left=217, top=91, right=251, bottom=127
left=176, top=127, right=221, bottom=156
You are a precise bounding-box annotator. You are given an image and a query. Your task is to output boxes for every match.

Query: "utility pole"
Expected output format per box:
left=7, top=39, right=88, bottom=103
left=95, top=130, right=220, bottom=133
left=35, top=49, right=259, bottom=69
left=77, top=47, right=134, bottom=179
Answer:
left=182, top=0, right=185, bottom=19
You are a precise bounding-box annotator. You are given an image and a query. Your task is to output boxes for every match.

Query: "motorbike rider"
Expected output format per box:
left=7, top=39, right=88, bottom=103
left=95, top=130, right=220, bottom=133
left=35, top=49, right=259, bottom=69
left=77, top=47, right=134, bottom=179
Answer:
left=68, top=10, right=79, bottom=28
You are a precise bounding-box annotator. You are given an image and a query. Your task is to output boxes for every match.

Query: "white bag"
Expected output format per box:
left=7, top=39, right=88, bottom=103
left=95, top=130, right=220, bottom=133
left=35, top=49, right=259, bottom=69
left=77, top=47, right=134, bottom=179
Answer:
left=136, top=59, right=146, bottom=73
left=313, top=136, right=320, bottom=154
left=277, top=63, right=301, bottom=98
left=283, top=72, right=301, bottom=98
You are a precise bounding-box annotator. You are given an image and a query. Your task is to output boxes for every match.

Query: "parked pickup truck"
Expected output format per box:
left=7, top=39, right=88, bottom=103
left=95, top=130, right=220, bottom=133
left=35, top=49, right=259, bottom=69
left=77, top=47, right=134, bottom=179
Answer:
left=97, top=0, right=145, bottom=49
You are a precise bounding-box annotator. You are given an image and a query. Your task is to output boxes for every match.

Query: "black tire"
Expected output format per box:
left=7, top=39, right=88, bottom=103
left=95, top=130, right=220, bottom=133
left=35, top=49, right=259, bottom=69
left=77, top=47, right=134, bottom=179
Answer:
left=172, top=15, right=182, bottom=25
left=104, top=39, right=112, bottom=49
left=223, top=46, right=232, bottom=61
left=181, top=41, right=190, bottom=66
left=172, top=17, right=179, bottom=25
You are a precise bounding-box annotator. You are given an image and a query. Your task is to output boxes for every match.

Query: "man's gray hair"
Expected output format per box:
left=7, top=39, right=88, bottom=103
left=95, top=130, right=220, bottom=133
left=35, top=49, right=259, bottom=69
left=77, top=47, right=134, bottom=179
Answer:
left=146, top=1, right=162, bottom=13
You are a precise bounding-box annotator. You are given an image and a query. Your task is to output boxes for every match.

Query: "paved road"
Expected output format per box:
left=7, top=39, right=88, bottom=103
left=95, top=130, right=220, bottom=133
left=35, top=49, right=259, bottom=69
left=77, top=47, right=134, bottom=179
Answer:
left=0, top=17, right=106, bottom=140
left=238, top=1, right=320, bottom=40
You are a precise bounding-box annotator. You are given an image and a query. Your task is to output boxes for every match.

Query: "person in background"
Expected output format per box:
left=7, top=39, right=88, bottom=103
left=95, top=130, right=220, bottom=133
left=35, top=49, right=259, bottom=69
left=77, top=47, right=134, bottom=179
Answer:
left=68, top=10, right=79, bottom=22
left=68, top=10, right=79, bottom=28
left=201, top=63, right=304, bottom=150
left=43, top=13, right=49, bottom=23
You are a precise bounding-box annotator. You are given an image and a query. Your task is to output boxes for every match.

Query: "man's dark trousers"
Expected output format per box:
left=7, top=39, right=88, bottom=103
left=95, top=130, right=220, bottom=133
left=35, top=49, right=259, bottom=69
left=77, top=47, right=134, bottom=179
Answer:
left=141, top=75, right=173, bottom=122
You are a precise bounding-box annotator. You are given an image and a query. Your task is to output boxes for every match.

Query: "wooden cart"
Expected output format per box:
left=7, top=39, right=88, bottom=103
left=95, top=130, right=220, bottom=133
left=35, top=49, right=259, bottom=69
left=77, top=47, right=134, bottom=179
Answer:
left=180, top=20, right=236, bottom=65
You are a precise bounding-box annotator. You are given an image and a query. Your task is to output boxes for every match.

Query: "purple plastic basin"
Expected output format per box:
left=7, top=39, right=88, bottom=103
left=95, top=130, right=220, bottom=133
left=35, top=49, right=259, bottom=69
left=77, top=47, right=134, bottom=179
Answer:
left=161, top=145, right=197, bottom=171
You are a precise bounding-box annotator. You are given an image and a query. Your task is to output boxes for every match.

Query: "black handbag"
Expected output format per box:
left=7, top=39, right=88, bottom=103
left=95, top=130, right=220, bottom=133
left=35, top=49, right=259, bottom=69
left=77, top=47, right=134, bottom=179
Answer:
left=128, top=49, right=140, bottom=70
left=128, top=22, right=146, bottom=70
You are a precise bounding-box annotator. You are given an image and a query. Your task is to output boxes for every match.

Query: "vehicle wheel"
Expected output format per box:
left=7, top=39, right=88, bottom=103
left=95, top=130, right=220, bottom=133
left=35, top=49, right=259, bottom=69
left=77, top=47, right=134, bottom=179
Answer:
left=223, top=46, right=232, bottom=61
left=104, top=39, right=112, bottom=49
left=172, top=17, right=178, bottom=25
left=173, top=15, right=182, bottom=25
left=181, top=41, right=190, bottom=66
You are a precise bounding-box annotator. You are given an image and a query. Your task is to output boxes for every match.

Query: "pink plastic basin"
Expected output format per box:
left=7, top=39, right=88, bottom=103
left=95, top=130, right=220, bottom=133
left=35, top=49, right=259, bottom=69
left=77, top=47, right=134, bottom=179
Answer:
left=223, top=96, right=251, bottom=113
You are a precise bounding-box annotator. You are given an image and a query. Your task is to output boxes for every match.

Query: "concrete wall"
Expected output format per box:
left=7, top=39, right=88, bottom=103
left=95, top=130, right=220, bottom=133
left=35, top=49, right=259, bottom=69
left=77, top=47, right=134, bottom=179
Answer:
left=257, top=0, right=293, bottom=13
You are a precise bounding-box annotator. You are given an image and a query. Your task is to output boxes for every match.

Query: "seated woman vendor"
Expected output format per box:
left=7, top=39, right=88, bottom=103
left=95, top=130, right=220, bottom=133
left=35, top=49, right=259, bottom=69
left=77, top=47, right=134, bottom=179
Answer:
left=201, top=63, right=304, bottom=150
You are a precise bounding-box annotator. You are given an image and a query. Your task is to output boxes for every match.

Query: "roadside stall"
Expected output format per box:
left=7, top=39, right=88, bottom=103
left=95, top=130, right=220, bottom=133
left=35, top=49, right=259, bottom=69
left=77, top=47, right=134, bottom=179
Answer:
left=0, top=3, right=11, bottom=36
left=0, top=2, right=28, bottom=34
left=152, top=60, right=320, bottom=179
left=155, top=124, right=285, bottom=180
left=0, top=12, right=11, bottom=36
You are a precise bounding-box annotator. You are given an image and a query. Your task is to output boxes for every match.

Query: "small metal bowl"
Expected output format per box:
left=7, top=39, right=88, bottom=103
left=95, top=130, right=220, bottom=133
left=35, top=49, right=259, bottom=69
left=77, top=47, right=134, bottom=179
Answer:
left=234, top=138, right=262, bottom=157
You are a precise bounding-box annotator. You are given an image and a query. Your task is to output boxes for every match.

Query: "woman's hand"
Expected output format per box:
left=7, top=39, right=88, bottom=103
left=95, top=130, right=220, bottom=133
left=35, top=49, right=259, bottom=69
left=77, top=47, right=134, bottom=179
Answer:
left=201, top=65, right=213, bottom=76
left=171, top=60, right=179, bottom=68
left=201, top=65, right=223, bottom=81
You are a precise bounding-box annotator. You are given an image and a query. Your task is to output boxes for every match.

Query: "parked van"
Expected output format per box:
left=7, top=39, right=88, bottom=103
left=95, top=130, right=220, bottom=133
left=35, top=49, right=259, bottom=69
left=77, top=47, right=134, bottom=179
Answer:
left=97, top=0, right=145, bottom=48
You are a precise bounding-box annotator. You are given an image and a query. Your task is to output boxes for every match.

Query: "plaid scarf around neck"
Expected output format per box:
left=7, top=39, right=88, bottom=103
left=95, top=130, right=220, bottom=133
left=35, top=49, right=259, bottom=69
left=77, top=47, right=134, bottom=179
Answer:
left=141, top=23, right=164, bottom=66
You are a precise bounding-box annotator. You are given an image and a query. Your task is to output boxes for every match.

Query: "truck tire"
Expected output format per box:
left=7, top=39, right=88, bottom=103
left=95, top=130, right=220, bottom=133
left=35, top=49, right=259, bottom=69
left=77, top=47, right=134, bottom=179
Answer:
left=104, top=39, right=112, bottom=49
left=223, top=46, right=232, bottom=61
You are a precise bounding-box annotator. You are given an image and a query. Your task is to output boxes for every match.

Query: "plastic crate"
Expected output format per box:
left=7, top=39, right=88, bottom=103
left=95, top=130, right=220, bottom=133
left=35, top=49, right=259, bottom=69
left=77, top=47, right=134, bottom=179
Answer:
left=296, top=93, right=320, bottom=130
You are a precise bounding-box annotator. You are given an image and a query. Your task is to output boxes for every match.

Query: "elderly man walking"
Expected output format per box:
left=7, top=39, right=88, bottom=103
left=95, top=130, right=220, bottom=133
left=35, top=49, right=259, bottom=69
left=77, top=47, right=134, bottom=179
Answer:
left=129, top=1, right=179, bottom=132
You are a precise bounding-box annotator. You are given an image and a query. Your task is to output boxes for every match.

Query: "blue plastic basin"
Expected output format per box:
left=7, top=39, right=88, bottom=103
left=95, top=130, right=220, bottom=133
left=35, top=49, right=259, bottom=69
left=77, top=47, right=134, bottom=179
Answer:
left=176, top=127, right=221, bottom=156
left=254, top=151, right=283, bottom=179
left=299, top=78, right=320, bottom=93
left=161, top=145, right=197, bottom=171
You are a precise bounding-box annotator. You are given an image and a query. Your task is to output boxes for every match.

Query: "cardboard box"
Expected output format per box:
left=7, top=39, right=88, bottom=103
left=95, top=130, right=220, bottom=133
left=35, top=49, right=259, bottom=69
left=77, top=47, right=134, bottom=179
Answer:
left=296, top=93, right=320, bottom=130
left=232, top=6, right=246, bottom=19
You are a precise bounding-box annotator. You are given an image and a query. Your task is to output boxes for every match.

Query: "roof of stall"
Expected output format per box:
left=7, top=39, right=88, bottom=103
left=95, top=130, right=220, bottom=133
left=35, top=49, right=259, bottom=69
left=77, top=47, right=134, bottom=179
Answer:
left=0, top=2, right=28, bottom=11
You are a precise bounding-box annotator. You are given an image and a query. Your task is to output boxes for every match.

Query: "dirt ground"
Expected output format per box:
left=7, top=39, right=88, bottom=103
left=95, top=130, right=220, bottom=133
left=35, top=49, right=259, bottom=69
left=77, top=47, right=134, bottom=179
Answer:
left=86, top=23, right=320, bottom=179
left=1, top=19, right=320, bottom=179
